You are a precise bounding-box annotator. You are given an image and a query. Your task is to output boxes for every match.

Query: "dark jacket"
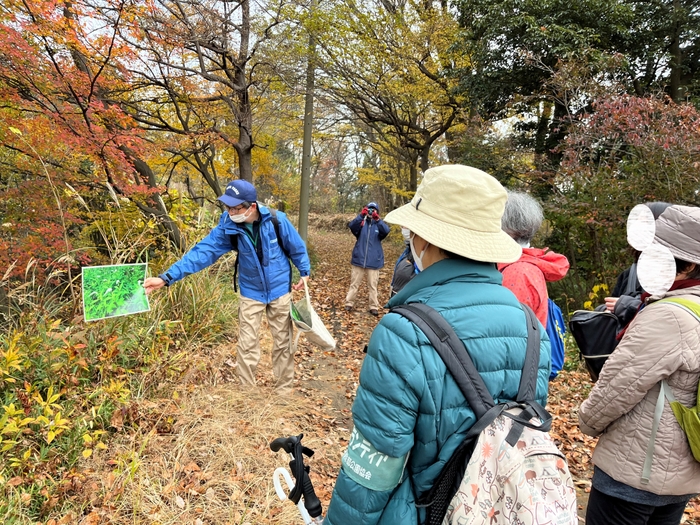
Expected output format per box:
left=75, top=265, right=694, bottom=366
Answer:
left=607, top=263, right=644, bottom=325
left=390, top=246, right=418, bottom=296
left=159, top=206, right=310, bottom=303
left=612, top=264, right=643, bottom=298
left=325, top=258, right=551, bottom=524
left=348, top=214, right=390, bottom=269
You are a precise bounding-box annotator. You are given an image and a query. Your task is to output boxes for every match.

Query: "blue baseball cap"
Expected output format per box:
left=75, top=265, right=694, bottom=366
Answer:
left=218, top=180, right=257, bottom=207
left=367, top=202, right=379, bottom=211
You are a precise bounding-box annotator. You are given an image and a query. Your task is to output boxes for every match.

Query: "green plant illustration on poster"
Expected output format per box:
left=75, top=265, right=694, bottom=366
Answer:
left=82, top=263, right=150, bottom=321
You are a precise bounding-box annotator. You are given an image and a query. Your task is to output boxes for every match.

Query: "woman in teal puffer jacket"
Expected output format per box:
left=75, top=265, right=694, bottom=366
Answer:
left=324, top=165, right=551, bottom=525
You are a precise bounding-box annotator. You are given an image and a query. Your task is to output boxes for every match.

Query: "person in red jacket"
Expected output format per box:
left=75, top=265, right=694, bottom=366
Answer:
left=498, top=190, right=569, bottom=327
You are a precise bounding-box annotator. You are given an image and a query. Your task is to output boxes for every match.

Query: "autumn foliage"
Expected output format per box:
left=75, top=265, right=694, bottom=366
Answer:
left=545, top=94, right=700, bottom=300
left=2, top=0, right=700, bottom=523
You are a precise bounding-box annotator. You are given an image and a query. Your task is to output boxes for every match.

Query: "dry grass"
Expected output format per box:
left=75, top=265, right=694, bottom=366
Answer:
left=81, top=382, right=329, bottom=525
left=72, top=305, right=347, bottom=525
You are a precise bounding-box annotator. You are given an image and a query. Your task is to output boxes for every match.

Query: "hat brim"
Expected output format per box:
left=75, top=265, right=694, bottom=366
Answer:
left=218, top=194, right=246, bottom=207
left=385, top=203, right=522, bottom=264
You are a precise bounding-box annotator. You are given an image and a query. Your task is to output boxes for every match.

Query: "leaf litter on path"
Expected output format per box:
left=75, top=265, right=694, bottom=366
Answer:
left=73, top=219, right=699, bottom=524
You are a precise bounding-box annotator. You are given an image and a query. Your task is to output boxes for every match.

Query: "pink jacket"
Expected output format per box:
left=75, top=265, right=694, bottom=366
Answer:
left=498, top=248, right=570, bottom=326
left=579, top=286, right=700, bottom=495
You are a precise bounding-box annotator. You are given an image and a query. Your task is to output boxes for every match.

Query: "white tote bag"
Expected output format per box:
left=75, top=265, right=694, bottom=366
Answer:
left=291, top=281, right=336, bottom=351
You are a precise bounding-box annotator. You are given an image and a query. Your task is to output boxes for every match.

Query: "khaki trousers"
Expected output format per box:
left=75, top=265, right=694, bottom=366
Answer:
left=345, top=265, right=380, bottom=310
left=237, top=293, right=294, bottom=393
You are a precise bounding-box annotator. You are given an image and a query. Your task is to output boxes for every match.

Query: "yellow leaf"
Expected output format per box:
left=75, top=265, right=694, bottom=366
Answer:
left=82, top=448, right=93, bottom=458
left=8, top=127, right=22, bottom=136
left=83, top=434, right=93, bottom=444
left=96, top=442, right=108, bottom=450
left=47, top=431, right=55, bottom=444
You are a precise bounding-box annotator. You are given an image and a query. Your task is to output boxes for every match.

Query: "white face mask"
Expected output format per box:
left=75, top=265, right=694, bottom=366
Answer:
left=401, top=227, right=411, bottom=243
left=410, top=234, right=427, bottom=272
left=229, top=206, right=252, bottom=223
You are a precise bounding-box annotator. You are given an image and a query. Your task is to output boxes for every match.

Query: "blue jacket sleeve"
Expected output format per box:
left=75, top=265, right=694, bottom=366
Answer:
left=278, top=215, right=311, bottom=277
left=160, top=218, right=232, bottom=285
left=348, top=215, right=363, bottom=238
left=325, top=469, right=397, bottom=525
left=376, top=220, right=390, bottom=241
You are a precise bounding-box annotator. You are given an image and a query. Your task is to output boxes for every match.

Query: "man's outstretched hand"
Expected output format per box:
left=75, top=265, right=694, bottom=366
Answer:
left=143, top=277, right=166, bottom=294
left=293, top=276, right=310, bottom=291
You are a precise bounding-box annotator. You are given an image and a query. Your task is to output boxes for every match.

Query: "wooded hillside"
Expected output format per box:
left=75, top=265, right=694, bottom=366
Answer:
left=1, top=1, right=700, bottom=523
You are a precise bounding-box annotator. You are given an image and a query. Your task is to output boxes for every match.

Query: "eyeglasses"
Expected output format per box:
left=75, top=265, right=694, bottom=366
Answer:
left=225, top=204, right=248, bottom=213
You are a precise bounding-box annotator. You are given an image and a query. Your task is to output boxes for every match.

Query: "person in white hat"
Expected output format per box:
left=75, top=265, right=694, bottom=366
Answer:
left=324, top=165, right=551, bottom=525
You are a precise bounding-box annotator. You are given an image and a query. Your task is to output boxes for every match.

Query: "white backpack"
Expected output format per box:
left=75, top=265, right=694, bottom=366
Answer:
left=392, top=303, right=578, bottom=525
left=445, top=408, right=577, bottom=524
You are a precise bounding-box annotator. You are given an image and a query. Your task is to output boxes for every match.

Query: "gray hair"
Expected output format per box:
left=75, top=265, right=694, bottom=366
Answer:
left=501, top=190, right=543, bottom=246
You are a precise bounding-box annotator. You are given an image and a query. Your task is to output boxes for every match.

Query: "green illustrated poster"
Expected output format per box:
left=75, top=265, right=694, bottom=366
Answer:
left=82, top=263, right=150, bottom=322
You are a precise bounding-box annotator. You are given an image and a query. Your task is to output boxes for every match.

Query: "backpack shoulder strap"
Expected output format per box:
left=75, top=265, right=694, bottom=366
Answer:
left=518, top=304, right=543, bottom=402
left=229, top=234, right=240, bottom=292
left=658, top=297, right=700, bottom=320
left=270, top=209, right=291, bottom=259
left=391, top=303, right=494, bottom=419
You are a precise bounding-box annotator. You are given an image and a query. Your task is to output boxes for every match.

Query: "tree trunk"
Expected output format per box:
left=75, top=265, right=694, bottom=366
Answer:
left=419, top=144, right=430, bottom=174
left=409, top=161, right=418, bottom=193
left=120, top=146, right=185, bottom=252
left=534, top=101, right=552, bottom=169
left=545, top=101, right=568, bottom=167
left=445, top=129, right=460, bottom=163
left=298, top=20, right=316, bottom=243
left=235, top=0, right=253, bottom=182
left=669, top=0, right=683, bottom=103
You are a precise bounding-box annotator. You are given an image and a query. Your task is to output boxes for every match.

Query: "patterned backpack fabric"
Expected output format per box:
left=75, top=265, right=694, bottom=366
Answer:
left=444, top=410, right=577, bottom=524
left=392, top=303, right=578, bottom=525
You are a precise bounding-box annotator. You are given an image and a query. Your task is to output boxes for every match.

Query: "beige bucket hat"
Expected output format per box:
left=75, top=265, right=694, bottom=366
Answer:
left=384, top=165, right=522, bottom=263
left=654, top=205, right=700, bottom=265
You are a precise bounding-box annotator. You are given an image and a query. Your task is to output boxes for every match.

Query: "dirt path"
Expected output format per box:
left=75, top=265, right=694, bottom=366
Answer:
left=81, top=221, right=698, bottom=525
left=78, top=223, right=405, bottom=525
left=294, top=227, right=404, bottom=418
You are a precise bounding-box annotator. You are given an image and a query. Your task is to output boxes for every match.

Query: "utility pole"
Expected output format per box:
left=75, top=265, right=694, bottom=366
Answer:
left=298, top=1, right=316, bottom=243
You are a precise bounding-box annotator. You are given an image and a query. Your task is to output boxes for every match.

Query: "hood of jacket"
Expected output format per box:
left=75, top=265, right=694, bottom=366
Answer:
left=498, top=247, right=569, bottom=283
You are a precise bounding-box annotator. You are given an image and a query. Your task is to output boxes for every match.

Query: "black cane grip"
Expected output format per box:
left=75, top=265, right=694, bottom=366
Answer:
left=270, top=436, right=294, bottom=454
left=301, top=471, right=323, bottom=518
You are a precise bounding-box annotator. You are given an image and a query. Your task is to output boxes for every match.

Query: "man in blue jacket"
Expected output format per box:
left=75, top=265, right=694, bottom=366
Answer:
left=345, top=202, right=390, bottom=316
left=143, top=180, right=310, bottom=394
left=324, top=165, right=551, bottom=524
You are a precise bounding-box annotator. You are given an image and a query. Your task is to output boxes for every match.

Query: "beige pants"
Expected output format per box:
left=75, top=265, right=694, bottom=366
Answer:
left=345, top=266, right=380, bottom=310
left=237, top=293, right=294, bottom=393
